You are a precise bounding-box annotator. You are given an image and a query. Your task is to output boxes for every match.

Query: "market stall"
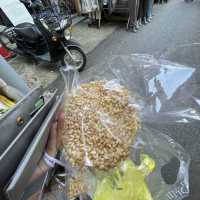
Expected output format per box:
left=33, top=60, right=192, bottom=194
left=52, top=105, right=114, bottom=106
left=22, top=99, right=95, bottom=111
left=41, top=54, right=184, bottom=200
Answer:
left=0, top=56, right=66, bottom=200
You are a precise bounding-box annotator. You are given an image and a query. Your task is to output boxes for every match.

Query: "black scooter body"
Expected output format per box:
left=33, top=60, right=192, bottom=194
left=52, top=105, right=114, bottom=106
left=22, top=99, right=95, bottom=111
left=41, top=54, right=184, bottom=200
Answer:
left=0, top=0, right=87, bottom=70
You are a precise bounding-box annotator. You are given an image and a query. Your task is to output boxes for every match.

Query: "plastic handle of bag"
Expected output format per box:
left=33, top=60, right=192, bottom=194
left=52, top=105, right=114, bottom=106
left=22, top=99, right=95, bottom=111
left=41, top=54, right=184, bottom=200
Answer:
left=163, top=135, right=190, bottom=200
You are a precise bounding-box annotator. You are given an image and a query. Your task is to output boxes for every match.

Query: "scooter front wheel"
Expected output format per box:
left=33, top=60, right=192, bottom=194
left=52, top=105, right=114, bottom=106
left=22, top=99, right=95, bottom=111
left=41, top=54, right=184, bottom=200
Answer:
left=63, top=46, right=87, bottom=72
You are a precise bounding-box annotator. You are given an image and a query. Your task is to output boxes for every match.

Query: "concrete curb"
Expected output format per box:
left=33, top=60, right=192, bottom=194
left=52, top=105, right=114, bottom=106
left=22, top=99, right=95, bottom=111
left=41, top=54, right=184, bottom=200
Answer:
left=71, top=14, right=87, bottom=26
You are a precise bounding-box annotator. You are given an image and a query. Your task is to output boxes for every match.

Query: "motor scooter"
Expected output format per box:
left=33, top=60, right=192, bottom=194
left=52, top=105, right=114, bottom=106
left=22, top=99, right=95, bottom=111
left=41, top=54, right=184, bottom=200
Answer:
left=0, top=0, right=86, bottom=71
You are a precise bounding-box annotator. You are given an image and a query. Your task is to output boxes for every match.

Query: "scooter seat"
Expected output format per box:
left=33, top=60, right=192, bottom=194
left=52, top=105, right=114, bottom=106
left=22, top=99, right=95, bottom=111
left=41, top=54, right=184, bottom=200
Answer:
left=15, top=22, right=43, bottom=41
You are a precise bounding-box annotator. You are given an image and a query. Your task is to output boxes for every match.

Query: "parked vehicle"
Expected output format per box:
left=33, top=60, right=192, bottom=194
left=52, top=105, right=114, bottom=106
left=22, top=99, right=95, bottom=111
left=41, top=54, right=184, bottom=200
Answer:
left=0, top=0, right=86, bottom=71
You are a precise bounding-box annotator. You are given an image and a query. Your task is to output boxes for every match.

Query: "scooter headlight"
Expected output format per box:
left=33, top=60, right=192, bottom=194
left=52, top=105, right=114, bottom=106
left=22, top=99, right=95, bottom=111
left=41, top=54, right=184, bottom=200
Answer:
left=64, top=28, right=71, bottom=40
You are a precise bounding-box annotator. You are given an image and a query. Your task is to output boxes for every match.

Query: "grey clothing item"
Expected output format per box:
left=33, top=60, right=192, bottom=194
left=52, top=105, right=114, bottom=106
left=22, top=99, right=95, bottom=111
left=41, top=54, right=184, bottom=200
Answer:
left=128, top=0, right=139, bottom=27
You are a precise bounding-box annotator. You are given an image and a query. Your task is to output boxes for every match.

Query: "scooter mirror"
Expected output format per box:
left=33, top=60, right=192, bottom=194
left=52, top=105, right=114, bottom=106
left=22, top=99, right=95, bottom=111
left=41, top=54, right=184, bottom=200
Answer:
left=19, top=0, right=31, bottom=5
left=20, top=0, right=43, bottom=9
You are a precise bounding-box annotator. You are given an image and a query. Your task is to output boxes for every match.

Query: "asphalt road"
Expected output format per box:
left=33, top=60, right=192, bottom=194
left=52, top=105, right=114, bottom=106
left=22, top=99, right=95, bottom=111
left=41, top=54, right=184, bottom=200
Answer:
left=81, top=0, right=200, bottom=199
left=86, top=0, right=200, bottom=67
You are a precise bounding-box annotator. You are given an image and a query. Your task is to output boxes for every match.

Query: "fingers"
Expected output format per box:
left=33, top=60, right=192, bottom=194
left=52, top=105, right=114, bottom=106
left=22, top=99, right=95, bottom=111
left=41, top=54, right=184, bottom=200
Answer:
left=46, top=110, right=64, bottom=157
left=57, top=111, right=65, bottom=132
left=46, top=121, right=58, bottom=157
left=56, top=110, right=65, bottom=148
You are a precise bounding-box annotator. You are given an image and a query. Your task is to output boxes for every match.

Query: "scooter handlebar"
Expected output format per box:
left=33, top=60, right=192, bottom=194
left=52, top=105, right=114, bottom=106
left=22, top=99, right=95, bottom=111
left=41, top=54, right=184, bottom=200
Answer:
left=20, top=0, right=43, bottom=9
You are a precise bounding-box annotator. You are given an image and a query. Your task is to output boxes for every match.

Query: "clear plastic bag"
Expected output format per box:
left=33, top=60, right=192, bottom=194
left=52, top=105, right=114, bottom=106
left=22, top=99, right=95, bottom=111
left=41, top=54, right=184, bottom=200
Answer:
left=132, top=126, right=190, bottom=200
left=61, top=78, right=140, bottom=170
left=81, top=53, right=200, bottom=124
left=51, top=53, right=198, bottom=200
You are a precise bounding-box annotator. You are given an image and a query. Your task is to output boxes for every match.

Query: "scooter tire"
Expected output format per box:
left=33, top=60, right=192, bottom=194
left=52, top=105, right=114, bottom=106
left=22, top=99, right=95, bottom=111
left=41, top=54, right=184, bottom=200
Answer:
left=63, top=46, right=87, bottom=72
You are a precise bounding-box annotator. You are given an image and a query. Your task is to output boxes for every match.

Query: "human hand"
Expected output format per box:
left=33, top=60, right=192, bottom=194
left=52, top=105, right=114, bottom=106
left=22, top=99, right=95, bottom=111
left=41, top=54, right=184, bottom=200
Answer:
left=30, top=110, right=64, bottom=182
left=45, top=110, right=65, bottom=157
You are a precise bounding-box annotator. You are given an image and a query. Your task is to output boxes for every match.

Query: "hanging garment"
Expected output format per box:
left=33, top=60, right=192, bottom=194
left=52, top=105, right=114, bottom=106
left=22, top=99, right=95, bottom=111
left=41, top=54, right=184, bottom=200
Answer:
left=147, top=0, right=154, bottom=18
left=128, top=0, right=139, bottom=27
left=80, top=0, right=99, bottom=13
left=138, top=0, right=148, bottom=20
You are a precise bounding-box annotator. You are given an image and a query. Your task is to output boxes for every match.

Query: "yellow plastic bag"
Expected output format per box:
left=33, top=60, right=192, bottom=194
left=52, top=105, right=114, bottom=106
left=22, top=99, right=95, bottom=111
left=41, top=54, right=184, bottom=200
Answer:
left=0, top=95, right=15, bottom=116
left=93, top=154, right=155, bottom=200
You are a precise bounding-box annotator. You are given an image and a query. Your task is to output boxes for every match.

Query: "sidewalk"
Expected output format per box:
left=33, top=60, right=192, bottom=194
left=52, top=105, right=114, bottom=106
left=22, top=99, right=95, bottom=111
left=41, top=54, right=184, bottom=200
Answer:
left=9, top=18, right=117, bottom=88
left=72, top=19, right=117, bottom=54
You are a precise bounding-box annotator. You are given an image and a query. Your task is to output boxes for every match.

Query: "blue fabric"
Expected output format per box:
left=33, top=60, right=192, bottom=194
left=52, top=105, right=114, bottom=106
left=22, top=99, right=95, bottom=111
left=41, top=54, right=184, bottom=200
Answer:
left=147, top=0, right=153, bottom=18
